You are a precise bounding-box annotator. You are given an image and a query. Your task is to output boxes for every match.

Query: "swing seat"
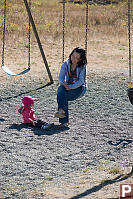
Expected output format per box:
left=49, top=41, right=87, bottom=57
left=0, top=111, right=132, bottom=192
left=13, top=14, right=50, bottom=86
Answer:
left=127, top=87, right=133, bottom=105
left=1, top=65, right=30, bottom=76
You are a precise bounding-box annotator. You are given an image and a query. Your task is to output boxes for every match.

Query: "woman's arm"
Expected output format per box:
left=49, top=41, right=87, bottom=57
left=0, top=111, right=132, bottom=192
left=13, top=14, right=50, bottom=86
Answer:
left=58, top=62, right=68, bottom=84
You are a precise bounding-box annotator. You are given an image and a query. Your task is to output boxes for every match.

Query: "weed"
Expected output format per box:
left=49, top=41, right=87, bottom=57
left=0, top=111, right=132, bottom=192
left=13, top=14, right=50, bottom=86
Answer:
left=6, top=23, right=19, bottom=32
left=83, top=168, right=90, bottom=173
left=44, top=21, right=56, bottom=32
left=98, top=165, right=108, bottom=171
left=24, top=42, right=29, bottom=48
left=0, top=18, right=3, bottom=29
left=74, top=184, right=80, bottom=188
left=100, top=178, right=110, bottom=185
left=45, top=176, right=53, bottom=181
left=100, top=159, right=110, bottom=165
left=108, top=168, right=121, bottom=174
left=31, top=62, right=37, bottom=65
left=29, top=90, right=37, bottom=94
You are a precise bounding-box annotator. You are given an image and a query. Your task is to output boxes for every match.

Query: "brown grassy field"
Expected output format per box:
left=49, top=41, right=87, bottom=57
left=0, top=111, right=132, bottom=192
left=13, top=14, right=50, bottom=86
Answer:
left=0, top=0, right=129, bottom=44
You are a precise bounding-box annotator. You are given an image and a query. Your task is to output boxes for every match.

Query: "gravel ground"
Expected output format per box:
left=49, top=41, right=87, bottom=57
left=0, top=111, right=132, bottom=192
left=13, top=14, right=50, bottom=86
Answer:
left=0, top=70, right=133, bottom=199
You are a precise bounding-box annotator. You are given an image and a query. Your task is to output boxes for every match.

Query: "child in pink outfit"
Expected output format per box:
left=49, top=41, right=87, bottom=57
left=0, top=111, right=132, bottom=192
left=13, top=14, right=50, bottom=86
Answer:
left=18, top=96, right=53, bottom=130
left=18, top=96, right=36, bottom=125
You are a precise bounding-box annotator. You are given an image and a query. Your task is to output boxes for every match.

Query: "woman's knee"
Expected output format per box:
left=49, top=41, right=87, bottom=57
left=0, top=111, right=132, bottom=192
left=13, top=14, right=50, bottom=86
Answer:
left=57, top=85, right=66, bottom=95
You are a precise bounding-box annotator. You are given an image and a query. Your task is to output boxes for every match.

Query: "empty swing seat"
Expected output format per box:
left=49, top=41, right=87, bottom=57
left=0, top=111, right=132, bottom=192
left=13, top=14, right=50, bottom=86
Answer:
left=127, top=87, right=133, bottom=105
left=1, top=65, right=30, bottom=76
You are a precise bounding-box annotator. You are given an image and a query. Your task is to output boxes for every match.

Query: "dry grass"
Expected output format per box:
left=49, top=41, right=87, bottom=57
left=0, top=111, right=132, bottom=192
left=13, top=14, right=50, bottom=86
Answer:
left=0, top=0, right=130, bottom=41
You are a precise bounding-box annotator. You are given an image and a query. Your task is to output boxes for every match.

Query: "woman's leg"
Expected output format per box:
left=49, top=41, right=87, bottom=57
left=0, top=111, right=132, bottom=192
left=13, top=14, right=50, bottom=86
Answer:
left=57, top=85, right=82, bottom=124
left=57, top=85, right=68, bottom=124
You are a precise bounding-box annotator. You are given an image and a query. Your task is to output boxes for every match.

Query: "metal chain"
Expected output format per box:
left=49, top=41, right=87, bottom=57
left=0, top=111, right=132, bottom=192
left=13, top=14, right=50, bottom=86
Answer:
left=62, top=0, right=65, bottom=63
left=128, top=0, right=132, bottom=87
left=2, top=0, right=7, bottom=66
left=127, top=0, right=133, bottom=173
left=28, top=0, right=31, bottom=69
left=84, top=0, right=89, bottom=87
left=85, top=0, right=88, bottom=55
left=2, top=0, right=31, bottom=69
left=62, top=0, right=88, bottom=61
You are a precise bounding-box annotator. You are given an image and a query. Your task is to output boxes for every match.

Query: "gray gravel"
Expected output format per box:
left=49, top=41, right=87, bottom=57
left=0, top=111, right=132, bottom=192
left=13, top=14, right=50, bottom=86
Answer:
left=0, top=71, right=132, bottom=198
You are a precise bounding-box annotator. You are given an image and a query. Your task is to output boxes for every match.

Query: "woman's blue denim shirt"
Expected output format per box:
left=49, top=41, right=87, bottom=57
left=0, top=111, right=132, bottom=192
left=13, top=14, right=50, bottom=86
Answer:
left=59, top=59, right=86, bottom=90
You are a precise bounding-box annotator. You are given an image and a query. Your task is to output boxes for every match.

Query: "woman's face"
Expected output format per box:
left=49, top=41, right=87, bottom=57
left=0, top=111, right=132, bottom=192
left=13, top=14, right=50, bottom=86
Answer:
left=71, top=51, right=81, bottom=65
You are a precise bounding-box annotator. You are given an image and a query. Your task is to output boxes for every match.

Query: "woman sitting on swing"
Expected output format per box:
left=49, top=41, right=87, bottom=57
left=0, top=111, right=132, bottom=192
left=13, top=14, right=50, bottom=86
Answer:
left=55, top=47, right=87, bottom=127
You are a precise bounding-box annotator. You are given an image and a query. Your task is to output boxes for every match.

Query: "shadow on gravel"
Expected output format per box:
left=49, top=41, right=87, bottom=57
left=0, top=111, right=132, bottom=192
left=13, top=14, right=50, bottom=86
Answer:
left=69, top=172, right=133, bottom=199
left=0, top=118, right=5, bottom=122
left=9, top=123, right=70, bottom=136
left=9, top=123, right=30, bottom=131
left=0, top=82, right=52, bottom=101
left=32, top=125, right=70, bottom=136
left=108, top=139, right=132, bottom=148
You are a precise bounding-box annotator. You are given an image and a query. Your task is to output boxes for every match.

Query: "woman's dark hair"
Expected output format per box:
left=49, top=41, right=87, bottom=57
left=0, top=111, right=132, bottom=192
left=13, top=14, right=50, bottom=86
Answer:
left=69, top=47, right=87, bottom=67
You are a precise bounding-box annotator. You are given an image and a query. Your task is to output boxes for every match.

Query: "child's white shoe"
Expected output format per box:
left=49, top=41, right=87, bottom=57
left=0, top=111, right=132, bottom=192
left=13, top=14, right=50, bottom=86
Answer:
left=41, top=123, right=53, bottom=130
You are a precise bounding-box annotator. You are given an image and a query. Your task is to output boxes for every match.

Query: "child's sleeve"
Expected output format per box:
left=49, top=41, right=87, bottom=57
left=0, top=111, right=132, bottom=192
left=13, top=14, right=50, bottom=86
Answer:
left=18, top=107, right=24, bottom=114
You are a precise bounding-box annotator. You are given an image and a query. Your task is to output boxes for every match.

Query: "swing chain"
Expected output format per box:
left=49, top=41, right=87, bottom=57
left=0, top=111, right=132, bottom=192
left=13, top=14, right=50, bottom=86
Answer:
left=62, top=0, right=65, bottom=63
left=28, top=0, right=31, bottom=69
left=2, top=0, right=7, bottom=66
left=128, top=0, right=132, bottom=87
left=62, top=0, right=88, bottom=62
left=2, top=0, right=31, bottom=69
left=85, top=0, right=89, bottom=55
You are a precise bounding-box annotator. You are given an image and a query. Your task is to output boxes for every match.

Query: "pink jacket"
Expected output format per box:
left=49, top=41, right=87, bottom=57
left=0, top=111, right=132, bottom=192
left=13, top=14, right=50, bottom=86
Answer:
left=18, top=106, right=37, bottom=124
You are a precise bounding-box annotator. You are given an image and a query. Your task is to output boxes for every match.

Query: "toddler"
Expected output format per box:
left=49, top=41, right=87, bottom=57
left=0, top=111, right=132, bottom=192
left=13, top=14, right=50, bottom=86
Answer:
left=18, top=96, right=53, bottom=130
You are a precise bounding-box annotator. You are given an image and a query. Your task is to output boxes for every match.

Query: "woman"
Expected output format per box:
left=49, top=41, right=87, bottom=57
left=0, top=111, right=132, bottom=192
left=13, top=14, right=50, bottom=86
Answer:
left=55, top=47, right=87, bottom=127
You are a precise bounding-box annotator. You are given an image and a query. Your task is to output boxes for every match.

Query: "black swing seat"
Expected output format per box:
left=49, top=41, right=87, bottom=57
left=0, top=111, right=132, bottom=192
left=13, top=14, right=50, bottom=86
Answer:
left=127, top=87, right=133, bottom=105
left=1, top=65, right=30, bottom=76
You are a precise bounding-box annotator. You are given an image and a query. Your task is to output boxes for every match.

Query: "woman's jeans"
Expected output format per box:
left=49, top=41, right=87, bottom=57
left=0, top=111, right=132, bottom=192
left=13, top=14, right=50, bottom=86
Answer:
left=57, top=85, right=82, bottom=124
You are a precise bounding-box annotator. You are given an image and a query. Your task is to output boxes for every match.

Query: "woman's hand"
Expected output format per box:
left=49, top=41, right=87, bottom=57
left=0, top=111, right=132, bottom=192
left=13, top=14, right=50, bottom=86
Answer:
left=62, top=83, right=71, bottom=90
